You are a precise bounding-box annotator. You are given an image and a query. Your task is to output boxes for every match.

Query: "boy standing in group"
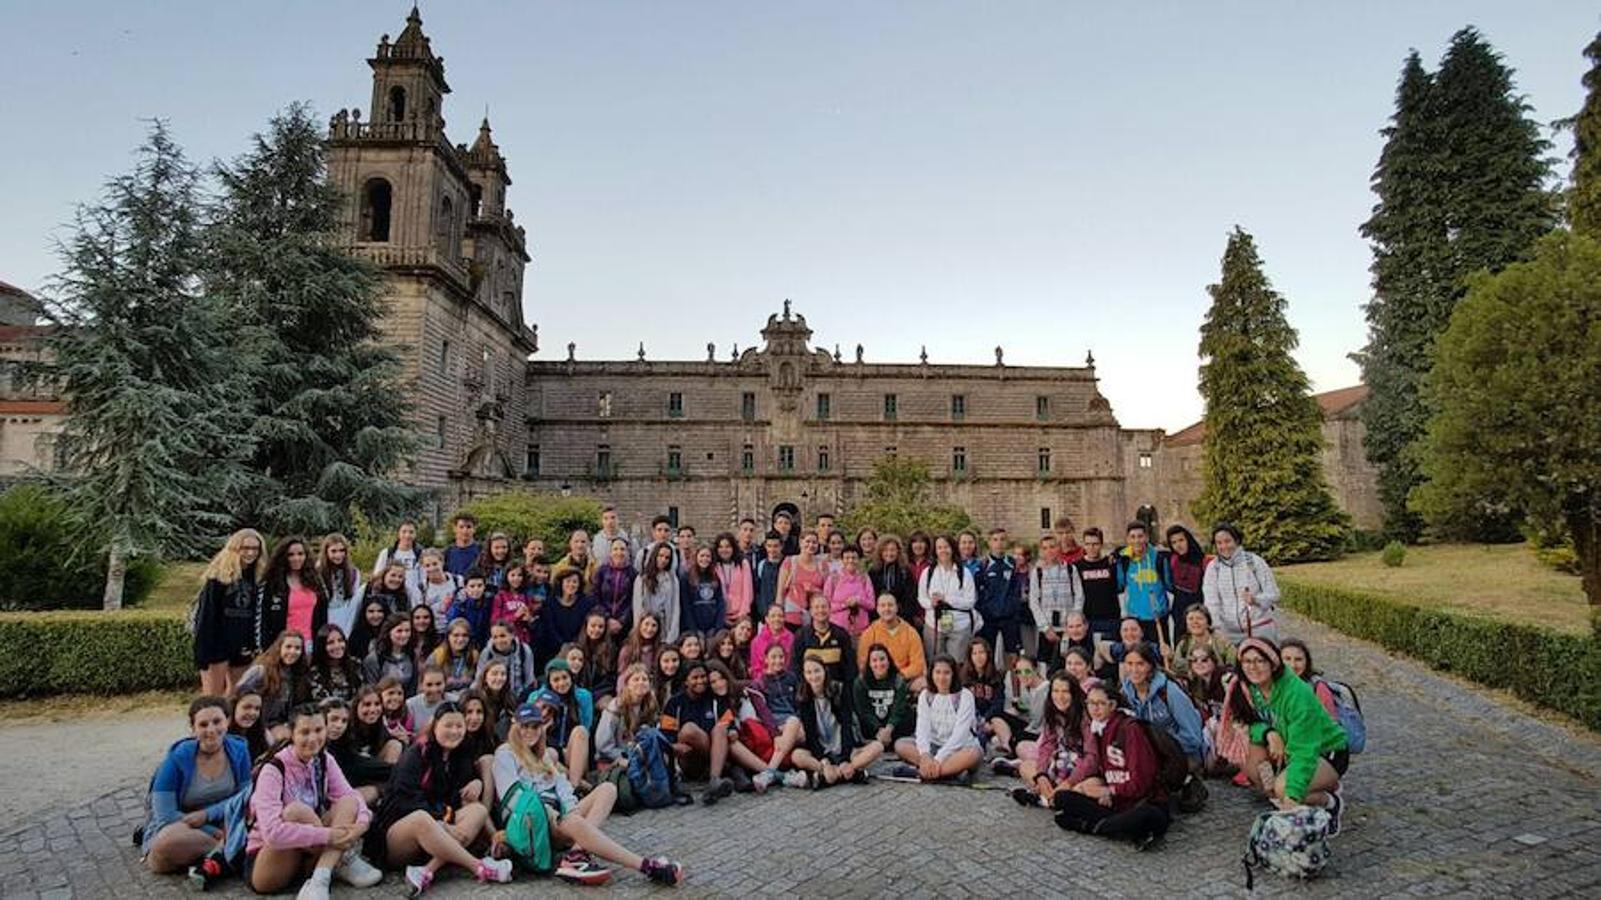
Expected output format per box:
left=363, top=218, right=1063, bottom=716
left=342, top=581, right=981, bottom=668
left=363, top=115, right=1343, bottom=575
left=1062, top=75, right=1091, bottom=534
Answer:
left=443, top=514, right=481, bottom=577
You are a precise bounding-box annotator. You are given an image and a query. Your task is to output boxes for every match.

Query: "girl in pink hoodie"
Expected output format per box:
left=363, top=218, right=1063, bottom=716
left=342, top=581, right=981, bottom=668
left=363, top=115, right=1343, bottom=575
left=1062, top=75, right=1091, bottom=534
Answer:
left=246, top=704, right=380, bottom=896
left=823, top=545, right=875, bottom=636
left=713, top=532, right=754, bottom=626
left=490, top=564, right=538, bottom=646
left=749, top=604, right=795, bottom=675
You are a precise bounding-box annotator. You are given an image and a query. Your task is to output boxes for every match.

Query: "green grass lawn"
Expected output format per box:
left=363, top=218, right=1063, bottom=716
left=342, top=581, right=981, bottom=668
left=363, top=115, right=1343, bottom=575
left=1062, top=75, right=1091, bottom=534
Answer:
left=142, top=561, right=207, bottom=614
left=1278, top=542, right=1591, bottom=635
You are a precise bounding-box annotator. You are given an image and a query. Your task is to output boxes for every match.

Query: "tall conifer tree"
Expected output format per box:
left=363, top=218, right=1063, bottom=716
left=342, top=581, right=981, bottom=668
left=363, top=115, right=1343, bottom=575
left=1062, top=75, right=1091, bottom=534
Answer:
left=208, top=104, right=424, bottom=535
left=1568, top=31, right=1601, bottom=237
left=1357, top=29, right=1554, bottom=541
left=46, top=123, right=255, bottom=608
left=1194, top=228, right=1348, bottom=564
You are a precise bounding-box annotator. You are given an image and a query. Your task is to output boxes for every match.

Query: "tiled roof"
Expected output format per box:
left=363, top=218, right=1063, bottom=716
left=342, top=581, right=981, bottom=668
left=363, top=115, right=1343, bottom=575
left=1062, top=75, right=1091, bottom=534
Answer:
left=1164, top=385, right=1369, bottom=448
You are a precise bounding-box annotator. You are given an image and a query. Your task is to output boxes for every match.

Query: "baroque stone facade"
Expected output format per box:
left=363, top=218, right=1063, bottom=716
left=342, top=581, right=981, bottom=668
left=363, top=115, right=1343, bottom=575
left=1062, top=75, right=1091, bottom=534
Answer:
left=324, top=7, right=537, bottom=517
left=525, top=305, right=1137, bottom=537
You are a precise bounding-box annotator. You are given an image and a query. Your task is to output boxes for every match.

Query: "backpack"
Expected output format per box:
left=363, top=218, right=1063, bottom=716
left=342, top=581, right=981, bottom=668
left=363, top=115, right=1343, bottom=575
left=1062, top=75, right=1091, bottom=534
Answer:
left=625, top=726, right=677, bottom=809
left=1314, top=677, right=1366, bottom=755
left=1138, top=689, right=1209, bottom=813
left=1242, top=806, right=1333, bottom=888
left=245, top=747, right=329, bottom=828
left=500, top=782, right=556, bottom=874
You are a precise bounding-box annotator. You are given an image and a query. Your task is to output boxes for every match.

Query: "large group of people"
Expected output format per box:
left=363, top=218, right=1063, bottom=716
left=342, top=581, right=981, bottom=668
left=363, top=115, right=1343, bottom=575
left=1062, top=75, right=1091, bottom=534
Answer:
left=146, top=504, right=1355, bottom=895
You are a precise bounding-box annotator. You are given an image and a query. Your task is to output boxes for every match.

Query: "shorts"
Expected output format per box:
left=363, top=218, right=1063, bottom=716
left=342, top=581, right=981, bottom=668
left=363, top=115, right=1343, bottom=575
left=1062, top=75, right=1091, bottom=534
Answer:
left=242, top=852, right=259, bottom=893
left=1323, top=749, right=1350, bottom=777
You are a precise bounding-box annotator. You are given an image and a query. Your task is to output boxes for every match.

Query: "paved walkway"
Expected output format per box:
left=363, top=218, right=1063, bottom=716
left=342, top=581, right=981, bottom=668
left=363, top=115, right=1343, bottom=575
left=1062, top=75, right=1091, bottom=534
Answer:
left=5, top=611, right=1601, bottom=898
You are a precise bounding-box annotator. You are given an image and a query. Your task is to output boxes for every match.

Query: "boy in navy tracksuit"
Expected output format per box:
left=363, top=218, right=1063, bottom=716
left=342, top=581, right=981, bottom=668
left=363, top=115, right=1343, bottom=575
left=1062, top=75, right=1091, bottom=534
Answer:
left=976, top=529, right=1025, bottom=665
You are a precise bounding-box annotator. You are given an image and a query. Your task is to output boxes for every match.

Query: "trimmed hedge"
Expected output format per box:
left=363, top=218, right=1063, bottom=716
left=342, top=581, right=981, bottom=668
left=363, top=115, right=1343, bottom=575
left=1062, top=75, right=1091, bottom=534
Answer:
left=1281, top=580, right=1601, bottom=731
left=0, top=611, right=193, bottom=697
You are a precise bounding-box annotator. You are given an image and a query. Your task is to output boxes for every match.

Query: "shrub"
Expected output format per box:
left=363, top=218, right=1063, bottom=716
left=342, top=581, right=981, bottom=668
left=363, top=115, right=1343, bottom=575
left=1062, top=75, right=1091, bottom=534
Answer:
left=0, top=611, right=193, bottom=696
left=1381, top=540, right=1407, bottom=568
left=458, top=492, right=604, bottom=558
left=1344, top=529, right=1388, bottom=553
left=0, top=484, right=163, bottom=610
left=1280, top=580, right=1601, bottom=731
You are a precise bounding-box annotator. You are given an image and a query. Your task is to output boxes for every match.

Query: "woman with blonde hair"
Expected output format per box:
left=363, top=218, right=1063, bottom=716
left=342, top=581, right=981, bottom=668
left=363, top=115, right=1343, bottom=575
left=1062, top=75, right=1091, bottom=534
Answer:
left=193, top=528, right=267, bottom=696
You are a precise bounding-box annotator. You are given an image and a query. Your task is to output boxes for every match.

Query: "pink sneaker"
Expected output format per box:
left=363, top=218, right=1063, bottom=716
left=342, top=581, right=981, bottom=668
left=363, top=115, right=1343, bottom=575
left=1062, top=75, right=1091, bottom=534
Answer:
left=404, top=865, right=434, bottom=897
left=475, top=856, right=514, bottom=883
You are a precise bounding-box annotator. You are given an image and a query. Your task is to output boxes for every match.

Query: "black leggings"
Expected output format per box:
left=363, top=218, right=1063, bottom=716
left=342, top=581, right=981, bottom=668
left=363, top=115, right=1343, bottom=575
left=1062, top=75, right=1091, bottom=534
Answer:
left=1052, top=791, right=1171, bottom=843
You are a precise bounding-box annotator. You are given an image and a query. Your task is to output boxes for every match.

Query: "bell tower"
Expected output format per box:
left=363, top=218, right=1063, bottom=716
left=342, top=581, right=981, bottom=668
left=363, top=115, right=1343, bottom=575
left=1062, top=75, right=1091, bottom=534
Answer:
left=369, top=5, right=448, bottom=129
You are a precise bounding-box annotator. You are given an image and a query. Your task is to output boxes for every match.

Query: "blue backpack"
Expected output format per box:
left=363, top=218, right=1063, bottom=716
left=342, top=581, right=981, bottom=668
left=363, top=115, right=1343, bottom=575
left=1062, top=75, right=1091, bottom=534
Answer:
left=1315, top=677, right=1366, bottom=755
left=627, top=726, right=677, bottom=809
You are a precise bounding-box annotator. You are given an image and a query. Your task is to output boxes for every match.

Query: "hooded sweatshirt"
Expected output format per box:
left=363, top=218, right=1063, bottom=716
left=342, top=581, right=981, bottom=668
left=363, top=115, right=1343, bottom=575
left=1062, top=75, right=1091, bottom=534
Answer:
left=142, top=735, right=253, bottom=854
left=633, top=570, right=683, bottom=643
left=914, top=688, right=980, bottom=761
left=476, top=638, right=539, bottom=700
left=1066, top=711, right=1165, bottom=809
left=857, top=617, right=926, bottom=682
left=1202, top=548, right=1280, bottom=643
left=716, top=558, right=755, bottom=624
left=1122, top=670, right=1207, bottom=763
left=1246, top=671, right=1348, bottom=802
left=1117, top=545, right=1169, bottom=622
left=246, top=745, right=369, bottom=855
left=853, top=670, right=912, bottom=739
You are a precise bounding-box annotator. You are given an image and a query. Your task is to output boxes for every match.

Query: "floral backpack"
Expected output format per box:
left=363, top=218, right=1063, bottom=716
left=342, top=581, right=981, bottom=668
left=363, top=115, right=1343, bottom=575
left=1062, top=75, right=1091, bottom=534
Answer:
left=1242, top=806, right=1332, bottom=888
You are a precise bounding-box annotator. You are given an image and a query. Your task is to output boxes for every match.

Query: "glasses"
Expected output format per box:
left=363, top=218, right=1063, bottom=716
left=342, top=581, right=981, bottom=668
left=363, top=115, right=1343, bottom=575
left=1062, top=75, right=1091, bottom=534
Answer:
left=1190, top=655, right=1211, bottom=663
left=1016, top=667, right=1036, bottom=677
left=1240, top=657, right=1271, bottom=667
left=1086, top=698, right=1113, bottom=708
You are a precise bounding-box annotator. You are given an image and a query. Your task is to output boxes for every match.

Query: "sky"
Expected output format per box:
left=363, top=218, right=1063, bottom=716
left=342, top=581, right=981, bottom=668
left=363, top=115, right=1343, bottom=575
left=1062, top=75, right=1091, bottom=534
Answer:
left=1, top=1, right=1594, bottom=429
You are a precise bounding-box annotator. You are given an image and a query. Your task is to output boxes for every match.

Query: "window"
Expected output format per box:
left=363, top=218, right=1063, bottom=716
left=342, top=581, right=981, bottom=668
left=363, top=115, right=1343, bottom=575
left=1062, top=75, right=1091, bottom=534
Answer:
left=1037, top=447, right=1052, bottom=474
left=667, top=445, right=682, bottom=474
left=469, top=183, right=483, bottom=217
left=596, top=444, right=612, bottom=476
left=597, top=391, right=612, bottom=418
left=741, top=392, right=757, bottom=421
left=388, top=85, right=406, bottom=122
left=360, top=178, right=393, bottom=242
left=951, top=394, right=966, bottom=421
left=668, top=392, right=684, bottom=418
left=952, top=446, right=967, bottom=473
left=885, top=445, right=898, bottom=458
left=1035, top=395, right=1050, bottom=421
left=741, top=444, right=755, bottom=473
left=778, top=445, right=795, bottom=471
left=818, top=446, right=831, bottom=472
left=667, top=506, right=680, bottom=528
left=482, top=346, right=495, bottom=393
left=439, top=339, right=450, bottom=372
left=437, top=195, right=455, bottom=254
left=525, top=443, right=540, bottom=476
left=1040, top=507, right=1053, bottom=531
left=883, top=393, right=898, bottom=421
left=436, top=415, right=447, bottom=448
left=815, top=392, right=831, bottom=421
left=1139, top=451, right=1153, bottom=469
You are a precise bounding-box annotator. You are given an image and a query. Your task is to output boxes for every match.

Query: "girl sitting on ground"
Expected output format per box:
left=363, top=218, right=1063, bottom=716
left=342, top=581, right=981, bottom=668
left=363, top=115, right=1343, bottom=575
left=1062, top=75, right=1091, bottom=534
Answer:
left=750, top=643, right=807, bottom=792
left=1172, top=605, right=1237, bottom=679
left=595, top=663, right=660, bottom=766
left=410, top=605, right=443, bottom=667
left=1011, top=673, right=1095, bottom=809
left=365, top=702, right=512, bottom=894
left=1057, top=682, right=1172, bottom=850
left=457, top=689, right=501, bottom=808
left=473, top=661, right=517, bottom=742
left=1061, top=646, right=1096, bottom=687
left=236, top=630, right=310, bottom=743
left=616, top=612, right=663, bottom=689
left=1120, top=644, right=1207, bottom=771
left=346, top=599, right=389, bottom=663
left=376, top=677, right=413, bottom=746
left=892, top=655, right=983, bottom=784
left=748, top=603, right=794, bottom=676
left=960, top=638, right=1009, bottom=757
left=574, top=612, right=618, bottom=701
left=851, top=644, right=913, bottom=771
left=1232, top=638, right=1349, bottom=833
left=699, top=661, right=772, bottom=803
left=1280, top=638, right=1340, bottom=719
left=653, top=645, right=684, bottom=709
left=792, top=656, right=865, bottom=788
left=475, top=621, right=539, bottom=703
left=990, top=655, right=1049, bottom=777
left=493, top=697, right=684, bottom=886
left=245, top=703, right=382, bottom=899
left=535, top=656, right=596, bottom=789
left=708, top=628, right=748, bottom=681
left=141, top=696, right=254, bottom=879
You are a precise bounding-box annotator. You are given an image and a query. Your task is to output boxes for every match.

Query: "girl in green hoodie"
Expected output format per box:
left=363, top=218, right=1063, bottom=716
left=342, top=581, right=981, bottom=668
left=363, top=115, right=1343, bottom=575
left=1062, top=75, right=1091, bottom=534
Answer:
left=1232, top=637, right=1349, bottom=833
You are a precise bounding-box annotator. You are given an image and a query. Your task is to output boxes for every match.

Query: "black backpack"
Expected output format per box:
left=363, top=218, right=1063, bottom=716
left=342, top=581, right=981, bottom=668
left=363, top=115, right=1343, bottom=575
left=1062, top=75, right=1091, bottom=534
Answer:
left=1131, top=704, right=1209, bottom=813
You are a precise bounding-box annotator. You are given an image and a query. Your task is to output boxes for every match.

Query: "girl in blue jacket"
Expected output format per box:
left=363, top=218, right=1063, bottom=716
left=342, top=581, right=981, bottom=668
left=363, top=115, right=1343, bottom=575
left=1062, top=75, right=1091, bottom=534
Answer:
left=1120, top=644, right=1207, bottom=767
left=141, top=696, right=254, bottom=884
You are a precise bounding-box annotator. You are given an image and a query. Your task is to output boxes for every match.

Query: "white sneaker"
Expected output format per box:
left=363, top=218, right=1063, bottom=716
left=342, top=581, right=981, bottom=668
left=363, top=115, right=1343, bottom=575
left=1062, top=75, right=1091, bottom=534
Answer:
left=475, top=856, right=514, bottom=884
left=296, top=873, right=331, bottom=900
left=782, top=770, right=811, bottom=789
left=334, top=846, right=384, bottom=888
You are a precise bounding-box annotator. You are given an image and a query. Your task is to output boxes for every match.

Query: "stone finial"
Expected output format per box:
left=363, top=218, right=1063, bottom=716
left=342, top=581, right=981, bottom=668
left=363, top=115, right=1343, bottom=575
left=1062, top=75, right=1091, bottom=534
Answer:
left=707, top=342, right=716, bottom=362
left=637, top=342, right=646, bottom=361
left=919, top=345, right=928, bottom=365
left=855, top=343, right=864, bottom=363
left=731, top=343, right=739, bottom=360
left=995, top=345, right=1004, bottom=366
left=1086, top=348, right=1096, bottom=367
left=833, top=343, right=842, bottom=363
left=351, top=108, right=361, bottom=122
left=566, top=341, right=576, bottom=362
left=783, top=298, right=792, bottom=320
